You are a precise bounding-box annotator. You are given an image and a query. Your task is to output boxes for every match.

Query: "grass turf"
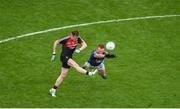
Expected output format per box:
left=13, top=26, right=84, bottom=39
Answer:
left=0, top=0, right=180, bottom=107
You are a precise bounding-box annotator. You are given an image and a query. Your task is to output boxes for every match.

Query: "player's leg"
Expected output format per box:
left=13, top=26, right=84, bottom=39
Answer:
left=98, top=69, right=107, bottom=79
left=68, top=58, right=95, bottom=75
left=81, top=62, right=88, bottom=69
left=50, top=67, right=69, bottom=97
left=82, top=62, right=93, bottom=70
left=54, top=67, right=69, bottom=88
left=98, top=63, right=107, bottom=79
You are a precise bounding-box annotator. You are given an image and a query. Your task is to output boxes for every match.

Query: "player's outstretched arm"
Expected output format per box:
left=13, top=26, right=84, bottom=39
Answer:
left=75, top=39, right=87, bottom=53
left=94, top=53, right=105, bottom=58
left=79, top=39, right=87, bottom=51
left=105, top=54, right=116, bottom=58
left=53, top=40, right=61, bottom=54
left=51, top=40, right=61, bottom=62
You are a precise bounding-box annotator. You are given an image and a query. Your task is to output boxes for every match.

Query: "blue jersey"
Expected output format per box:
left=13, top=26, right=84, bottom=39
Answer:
left=88, top=50, right=107, bottom=66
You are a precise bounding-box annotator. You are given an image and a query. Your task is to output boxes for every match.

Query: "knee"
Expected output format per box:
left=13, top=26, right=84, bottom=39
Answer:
left=73, top=64, right=80, bottom=69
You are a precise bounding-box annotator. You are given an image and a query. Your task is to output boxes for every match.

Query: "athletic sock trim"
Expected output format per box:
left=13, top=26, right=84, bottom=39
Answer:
left=53, top=85, right=58, bottom=89
left=86, top=71, right=89, bottom=75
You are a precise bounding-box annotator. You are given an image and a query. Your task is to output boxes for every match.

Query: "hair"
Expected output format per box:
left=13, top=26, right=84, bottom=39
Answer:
left=71, top=30, right=79, bottom=36
left=97, top=43, right=105, bottom=49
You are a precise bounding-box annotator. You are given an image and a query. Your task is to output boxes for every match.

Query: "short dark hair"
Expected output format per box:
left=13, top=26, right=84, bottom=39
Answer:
left=72, top=30, right=79, bottom=36
left=97, top=44, right=105, bottom=49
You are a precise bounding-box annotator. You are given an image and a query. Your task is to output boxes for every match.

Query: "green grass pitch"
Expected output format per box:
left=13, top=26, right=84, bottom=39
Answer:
left=0, top=0, right=180, bottom=107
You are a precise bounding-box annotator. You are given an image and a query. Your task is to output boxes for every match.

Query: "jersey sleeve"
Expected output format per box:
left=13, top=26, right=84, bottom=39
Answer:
left=91, top=50, right=96, bottom=57
left=59, top=36, right=69, bottom=44
left=77, top=37, right=83, bottom=44
left=105, top=51, right=115, bottom=58
left=104, top=51, right=108, bottom=55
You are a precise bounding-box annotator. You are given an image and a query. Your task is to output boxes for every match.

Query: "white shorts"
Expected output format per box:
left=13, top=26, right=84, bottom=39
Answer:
left=86, top=62, right=105, bottom=70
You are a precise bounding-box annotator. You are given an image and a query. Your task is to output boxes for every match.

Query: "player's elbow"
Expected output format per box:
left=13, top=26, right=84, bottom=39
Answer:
left=84, top=43, right=87, bottom=48
left=54, top=40, right=60, bottom=45
left=83, top=42, right=87, bottom=48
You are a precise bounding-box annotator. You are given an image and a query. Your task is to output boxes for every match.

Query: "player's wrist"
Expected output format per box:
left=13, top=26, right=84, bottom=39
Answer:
left=75, top=48, right=81, bottom=53
left=52, top=51, right=56, bottom=55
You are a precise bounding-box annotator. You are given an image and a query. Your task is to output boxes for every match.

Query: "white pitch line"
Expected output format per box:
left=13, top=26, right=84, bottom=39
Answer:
left=0, top=14, right=180, bottom=44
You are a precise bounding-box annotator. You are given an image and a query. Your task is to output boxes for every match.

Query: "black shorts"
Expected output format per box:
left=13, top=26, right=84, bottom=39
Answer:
left=60, top=55, right=71, bottom=69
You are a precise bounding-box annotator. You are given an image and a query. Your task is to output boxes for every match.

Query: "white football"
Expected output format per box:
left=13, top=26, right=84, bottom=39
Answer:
left=106, top=41, right=115, bottom=50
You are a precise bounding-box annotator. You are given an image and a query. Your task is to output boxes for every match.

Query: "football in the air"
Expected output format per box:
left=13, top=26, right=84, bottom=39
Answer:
left=106, top=41, right=115, bottom=50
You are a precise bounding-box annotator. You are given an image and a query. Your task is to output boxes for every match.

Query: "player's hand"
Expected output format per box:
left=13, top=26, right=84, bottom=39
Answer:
left=75, top=48, right=81, bottom=53
left=105, top=54, right=116, bottom=58
left=51, top=53, right=56, bottom=62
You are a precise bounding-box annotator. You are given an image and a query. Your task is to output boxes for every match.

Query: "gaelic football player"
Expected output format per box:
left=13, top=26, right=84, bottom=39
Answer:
left=50, top=31, right=95, bottom=97
left=82, top=44, right=115, bottom=79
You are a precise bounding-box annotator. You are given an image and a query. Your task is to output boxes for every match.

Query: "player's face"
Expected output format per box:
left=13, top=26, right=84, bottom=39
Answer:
left=71, top=36, right=78, bottom=41
left=96, top=47, right=105, bottom=54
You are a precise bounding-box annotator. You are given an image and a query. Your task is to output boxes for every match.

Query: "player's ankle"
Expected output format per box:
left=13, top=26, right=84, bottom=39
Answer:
left=53, top=85, right=58, bottom=89
left=86, top=71, right=89, bottom=75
